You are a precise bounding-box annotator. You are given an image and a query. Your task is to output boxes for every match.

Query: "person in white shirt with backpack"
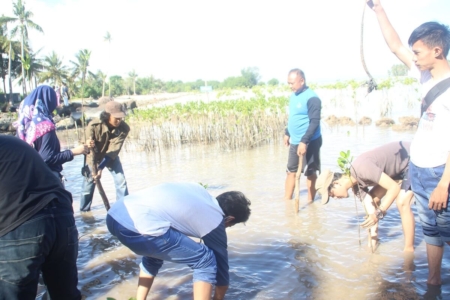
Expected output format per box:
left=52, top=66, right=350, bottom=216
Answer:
left=367, top=0, right=450, bottom=287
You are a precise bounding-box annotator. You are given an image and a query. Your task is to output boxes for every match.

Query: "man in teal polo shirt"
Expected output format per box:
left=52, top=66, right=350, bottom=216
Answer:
left=284, top=68, right=322, bottom=203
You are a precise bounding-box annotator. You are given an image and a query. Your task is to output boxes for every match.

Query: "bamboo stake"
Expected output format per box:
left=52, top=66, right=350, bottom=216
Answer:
left=294, top=154, right=303, bottom=213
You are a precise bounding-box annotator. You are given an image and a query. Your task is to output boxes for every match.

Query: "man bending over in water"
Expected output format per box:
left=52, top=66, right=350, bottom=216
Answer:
left=106, top=182, right=251, bottom=300
left=316, top=141, right=414, bottom=251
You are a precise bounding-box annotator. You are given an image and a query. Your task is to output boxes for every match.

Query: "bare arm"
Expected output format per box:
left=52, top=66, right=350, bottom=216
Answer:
left=368, top=0, right=413, bottom=68
left=361, top=172, right=400, bottom=228
left=376, top=172, right=401, bottom=212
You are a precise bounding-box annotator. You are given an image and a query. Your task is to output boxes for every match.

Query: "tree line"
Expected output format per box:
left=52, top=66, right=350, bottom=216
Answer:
left=0, top=1, right=281, bottom=101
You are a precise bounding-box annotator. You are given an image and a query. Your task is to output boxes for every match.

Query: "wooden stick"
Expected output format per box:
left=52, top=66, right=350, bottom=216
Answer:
left=89, top=133, right=111, bottom=211
left=91, top=160, right=110, bottom=211
left=294, top=154, right=303, bottom=213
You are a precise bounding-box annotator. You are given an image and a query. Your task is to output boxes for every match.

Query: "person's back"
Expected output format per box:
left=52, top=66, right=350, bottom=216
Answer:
left=0, top=135, right=81, bottom=300
left=350, top=141, right=410, bottom=189
left=108, top=182, right=224, bottom=237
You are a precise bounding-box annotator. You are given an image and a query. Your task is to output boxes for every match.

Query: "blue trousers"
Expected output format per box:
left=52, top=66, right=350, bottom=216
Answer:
left=80, top=156, right=128, bottom=211
left=410, top=162, right=450, bottom=246
left=106, top=215, right=229, bottom=285
left=0, top=199, right=81, bottom=300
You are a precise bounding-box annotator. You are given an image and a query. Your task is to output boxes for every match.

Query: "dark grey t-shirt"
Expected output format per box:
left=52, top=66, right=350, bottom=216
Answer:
left=350, top=141, right=410, bottom=199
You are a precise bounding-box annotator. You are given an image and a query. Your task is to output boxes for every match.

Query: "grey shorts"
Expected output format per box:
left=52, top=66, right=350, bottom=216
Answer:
left=286, top=136, right=322, bottom=176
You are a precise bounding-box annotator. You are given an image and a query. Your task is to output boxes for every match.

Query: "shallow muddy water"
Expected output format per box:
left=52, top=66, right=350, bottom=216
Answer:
left=41, top=123, right=450, bottom=300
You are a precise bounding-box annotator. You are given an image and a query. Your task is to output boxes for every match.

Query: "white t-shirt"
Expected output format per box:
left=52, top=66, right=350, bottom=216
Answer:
left=108, top=182, right=224, bottom=237
left=410, top=68, right=450, bottom=167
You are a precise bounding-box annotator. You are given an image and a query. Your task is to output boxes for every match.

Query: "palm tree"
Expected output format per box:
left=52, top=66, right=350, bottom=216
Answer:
left=40, top=51, right=68, bottom=85
left=0, top=0, right=43, bottom=96
left=15, top=47, right=43, bottom=91
left=0, top=20, right=10, bottom=95
left=28, top=48, right=43, bottom=89
left=96, top=70, right=107, bottom=97
left=128, top=69, right=138, bottom=95
left=0, top=20, right=20, bottom=102
left=70, top=49, right=91, bottom=99
left=104, top=31, right=112, bottom=97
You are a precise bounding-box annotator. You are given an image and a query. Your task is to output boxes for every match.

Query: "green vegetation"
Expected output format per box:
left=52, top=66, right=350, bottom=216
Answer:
left=0, top=0, right=43, bottom=96
left=199, top=182, right=209, bottom=189
left=125, top=95, right=289, bottom=150
left=337, top=150, right=353, bottom=177
left=0, top=1, right=424, bottom=103
left=388, top=64, right=408, bottom=77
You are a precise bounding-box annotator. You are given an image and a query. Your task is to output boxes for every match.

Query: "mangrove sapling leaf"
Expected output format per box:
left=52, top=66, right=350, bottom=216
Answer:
left=199, top=182, right=209, bottom=189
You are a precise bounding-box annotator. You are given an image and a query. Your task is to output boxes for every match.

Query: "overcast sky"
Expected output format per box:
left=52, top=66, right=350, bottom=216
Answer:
left=1, top=0, right=449, bottom=84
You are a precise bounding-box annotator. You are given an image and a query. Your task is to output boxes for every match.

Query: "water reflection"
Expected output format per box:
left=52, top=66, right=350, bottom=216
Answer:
left=53, top=124, right=450, bottom=299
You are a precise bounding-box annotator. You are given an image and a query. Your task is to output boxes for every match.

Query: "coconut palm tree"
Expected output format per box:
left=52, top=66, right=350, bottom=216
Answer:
left=0, top=21, right=10, bottom=95
left=40, top=51, right=68, bottom=85
left=0, top=20, right=20, bottom=101
left=27, top=48, right=43, bottom=89
left=0, top=0, right=43, bottom=96
left=70, top=49, right=91, bottom=98
left=104, top=31, right=112, bottom=97
left=96, top=70, right=107, bottom=97
left=15, top=47, right=43, bottom=91
left=128, top=69, right=138, bottom=95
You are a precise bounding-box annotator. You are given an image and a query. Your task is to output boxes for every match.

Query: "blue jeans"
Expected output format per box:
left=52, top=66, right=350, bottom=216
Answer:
left=410, top=162, right=450, bottom=246
left=80, top=156, right=128, bottom=211
left=106, top=215, right=229, bottom=285
left=0, top=199, right=81, bottom=300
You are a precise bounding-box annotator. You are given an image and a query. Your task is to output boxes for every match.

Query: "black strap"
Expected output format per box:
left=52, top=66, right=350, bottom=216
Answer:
left=421, top=77, right=450, bottom=115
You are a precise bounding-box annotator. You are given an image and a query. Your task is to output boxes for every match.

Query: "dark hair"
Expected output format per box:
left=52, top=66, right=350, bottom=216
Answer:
left=288, top=68, right=306, bottom=82
left=216, top=191, right=251, bottom=224
left=100, top=111, right=110, bottom=123
left=327, top=172, right=344, bottom=193
left=408, top=22, right=450, bottom=57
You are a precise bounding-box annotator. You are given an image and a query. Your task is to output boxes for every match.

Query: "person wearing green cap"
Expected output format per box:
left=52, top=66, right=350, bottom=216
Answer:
left=315, top=141, right=414, bottom=251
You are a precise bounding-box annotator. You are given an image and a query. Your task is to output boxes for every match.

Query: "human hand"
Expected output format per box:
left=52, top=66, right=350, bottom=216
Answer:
left=71, top=144, right=89, bottom=156
left=428, top=183, right=449, bottom=210
left=360, top=213, right=379, bottom=228
left=283, top=135, right=290, bottom=147
left=93, top=168, right=102, bottom=183
left=297, top=142, right=307, bottom=156
left=367, top=0, right=381, bottom=11
left=88, top=139, right=95, bottom=148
